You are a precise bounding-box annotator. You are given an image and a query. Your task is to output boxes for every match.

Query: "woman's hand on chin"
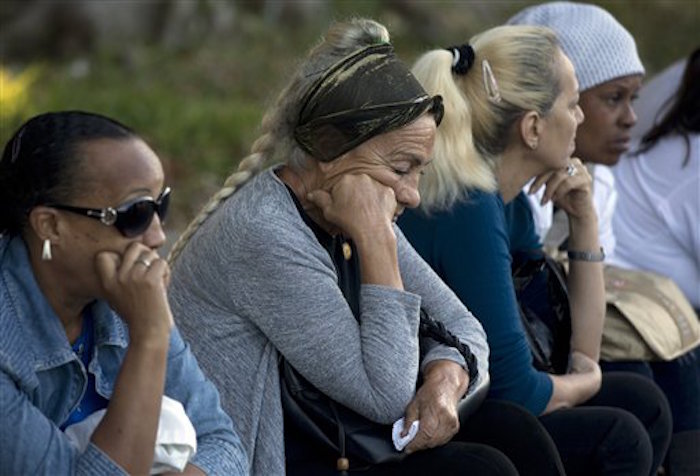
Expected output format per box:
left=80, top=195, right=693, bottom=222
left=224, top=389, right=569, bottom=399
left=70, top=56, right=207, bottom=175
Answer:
left=95, top=242, right=173, bottom=343
left=531, top=158, right=596, bottom=222
left=307, top=173, right=398, bottom=242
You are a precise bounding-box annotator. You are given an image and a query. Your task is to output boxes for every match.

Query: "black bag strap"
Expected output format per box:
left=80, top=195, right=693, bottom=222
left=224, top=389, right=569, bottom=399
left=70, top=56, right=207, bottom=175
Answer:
left=418, top=309, right=478, bottom=383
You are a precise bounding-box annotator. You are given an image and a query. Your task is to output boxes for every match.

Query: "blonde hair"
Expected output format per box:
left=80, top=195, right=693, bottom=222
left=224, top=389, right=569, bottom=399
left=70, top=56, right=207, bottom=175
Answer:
left=412, top=25, right=561, bottom=212
left=168, top=18, right=390, bottom=263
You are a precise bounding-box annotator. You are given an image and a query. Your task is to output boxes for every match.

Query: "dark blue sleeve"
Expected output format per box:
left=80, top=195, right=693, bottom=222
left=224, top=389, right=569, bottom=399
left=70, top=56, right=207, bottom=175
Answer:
left=401, top=192, right=552, bottom=415
left=504, top=191, right=542, bottom=255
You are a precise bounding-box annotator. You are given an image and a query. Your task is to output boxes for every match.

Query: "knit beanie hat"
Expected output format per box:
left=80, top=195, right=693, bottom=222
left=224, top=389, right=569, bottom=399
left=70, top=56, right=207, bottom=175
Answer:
left=508, top=1, right=644, bottom=92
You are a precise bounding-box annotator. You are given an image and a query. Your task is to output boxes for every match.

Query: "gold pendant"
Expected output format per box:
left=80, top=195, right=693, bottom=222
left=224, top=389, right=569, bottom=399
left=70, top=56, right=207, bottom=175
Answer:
left=342, top=242, right=352, bottom=261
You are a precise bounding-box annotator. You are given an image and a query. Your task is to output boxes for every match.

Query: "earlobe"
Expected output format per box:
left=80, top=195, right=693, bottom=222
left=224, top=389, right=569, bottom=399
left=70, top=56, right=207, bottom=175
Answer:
left=519, top=111, right=541, bottom=150
left=28, top=206, right=61, bottom=243
left=315, top=156, right=344, bottom=184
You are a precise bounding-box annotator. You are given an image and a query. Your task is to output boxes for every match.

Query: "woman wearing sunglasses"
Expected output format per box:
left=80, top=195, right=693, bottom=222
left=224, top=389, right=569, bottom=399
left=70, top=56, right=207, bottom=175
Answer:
left=0, top=111, right=248, bottom=475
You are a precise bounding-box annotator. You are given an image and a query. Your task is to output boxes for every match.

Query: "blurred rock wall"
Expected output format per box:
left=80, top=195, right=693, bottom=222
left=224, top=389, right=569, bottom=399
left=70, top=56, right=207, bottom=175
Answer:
left=0, top=0, right=328, bottom=61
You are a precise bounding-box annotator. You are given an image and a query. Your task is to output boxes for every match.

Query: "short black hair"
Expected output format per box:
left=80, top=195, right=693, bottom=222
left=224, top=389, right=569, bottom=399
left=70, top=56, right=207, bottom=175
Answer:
left=0, top=111, right=135, bottom=235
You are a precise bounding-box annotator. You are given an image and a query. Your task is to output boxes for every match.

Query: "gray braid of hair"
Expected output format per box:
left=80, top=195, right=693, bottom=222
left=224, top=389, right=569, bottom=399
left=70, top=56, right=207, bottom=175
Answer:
left=167, top=151, right=265, bottom=263
left=167, top=18, right=390, bottom=265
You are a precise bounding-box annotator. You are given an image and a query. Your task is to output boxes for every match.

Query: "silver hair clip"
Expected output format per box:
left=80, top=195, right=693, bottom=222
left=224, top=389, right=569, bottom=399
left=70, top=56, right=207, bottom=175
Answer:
left=481, top=60, right=502, bottom=104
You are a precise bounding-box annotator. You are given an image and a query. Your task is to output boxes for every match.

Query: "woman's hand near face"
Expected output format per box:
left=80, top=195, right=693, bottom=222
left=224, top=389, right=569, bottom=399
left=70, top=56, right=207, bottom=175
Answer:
left=307, top=173, right=398, bottom=242
left=308, top=173, right=404, bottom=289
left=95, top=242, right=173, bottom=342
left=529, top=158, right=596, bottom=222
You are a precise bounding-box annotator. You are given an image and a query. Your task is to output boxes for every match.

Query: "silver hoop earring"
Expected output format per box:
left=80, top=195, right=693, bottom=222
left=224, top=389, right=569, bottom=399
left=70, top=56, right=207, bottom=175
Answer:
left=42, top=239, right=52, bottom=261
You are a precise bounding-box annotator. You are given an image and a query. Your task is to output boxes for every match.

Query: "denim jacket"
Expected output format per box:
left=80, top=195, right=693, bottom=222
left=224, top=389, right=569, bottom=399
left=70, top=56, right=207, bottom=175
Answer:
left=0, top=236, right=249, bottom=475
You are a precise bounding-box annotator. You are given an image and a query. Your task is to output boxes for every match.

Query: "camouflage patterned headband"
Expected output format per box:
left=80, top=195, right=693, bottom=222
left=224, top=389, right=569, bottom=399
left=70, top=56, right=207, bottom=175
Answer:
left=294, top=43, right=443, bottom=162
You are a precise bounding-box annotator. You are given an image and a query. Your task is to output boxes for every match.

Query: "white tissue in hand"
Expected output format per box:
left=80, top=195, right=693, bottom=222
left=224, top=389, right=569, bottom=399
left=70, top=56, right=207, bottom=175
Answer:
left=392, top=418, right=420, bottom=451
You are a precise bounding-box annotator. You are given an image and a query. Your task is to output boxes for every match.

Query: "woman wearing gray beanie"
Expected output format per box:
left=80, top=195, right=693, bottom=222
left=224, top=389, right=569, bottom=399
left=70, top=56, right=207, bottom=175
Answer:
left=508, top=0, right=644, bottom=257
left=509, top=2, right=698, bottom=475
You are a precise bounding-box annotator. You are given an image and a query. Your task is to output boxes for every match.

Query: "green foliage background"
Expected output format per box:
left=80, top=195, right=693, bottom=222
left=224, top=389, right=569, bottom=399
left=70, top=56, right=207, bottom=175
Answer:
left=2, top=0, right=698, bottom=232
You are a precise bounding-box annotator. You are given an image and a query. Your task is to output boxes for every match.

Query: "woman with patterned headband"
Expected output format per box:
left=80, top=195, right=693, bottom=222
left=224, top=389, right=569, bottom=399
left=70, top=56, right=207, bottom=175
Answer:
left=166, top=18, right=565, bottom=476
left=399, top=25, right=671, bottom=476
left=0, top=111, right=248, bottom=474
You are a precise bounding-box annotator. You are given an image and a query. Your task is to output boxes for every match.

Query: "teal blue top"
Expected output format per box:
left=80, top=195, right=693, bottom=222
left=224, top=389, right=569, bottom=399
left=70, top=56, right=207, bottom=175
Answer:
left=60, top=311, right=109, bottom=430
left=399, top=190, right=553, bottom=415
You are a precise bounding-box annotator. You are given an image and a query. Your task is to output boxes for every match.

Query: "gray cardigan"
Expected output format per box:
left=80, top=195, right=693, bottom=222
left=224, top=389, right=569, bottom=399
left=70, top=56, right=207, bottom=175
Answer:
left=168, top=168, right=489, bottom=475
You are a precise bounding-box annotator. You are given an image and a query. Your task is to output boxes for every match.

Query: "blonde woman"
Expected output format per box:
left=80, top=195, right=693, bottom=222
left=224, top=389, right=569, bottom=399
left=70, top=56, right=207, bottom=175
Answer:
left=399, top=25, right=671, bottom=476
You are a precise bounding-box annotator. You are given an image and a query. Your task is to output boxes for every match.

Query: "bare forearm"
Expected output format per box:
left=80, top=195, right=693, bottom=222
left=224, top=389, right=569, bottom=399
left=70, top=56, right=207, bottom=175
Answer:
left=566, top=214, right=605, bottom=361
left=91, top=336, right=170, bottom=474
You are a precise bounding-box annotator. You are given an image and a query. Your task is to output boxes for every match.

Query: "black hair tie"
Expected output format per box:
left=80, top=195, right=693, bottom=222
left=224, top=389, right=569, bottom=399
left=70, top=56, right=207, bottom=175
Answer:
left=445, top=44, right=475, bottom=76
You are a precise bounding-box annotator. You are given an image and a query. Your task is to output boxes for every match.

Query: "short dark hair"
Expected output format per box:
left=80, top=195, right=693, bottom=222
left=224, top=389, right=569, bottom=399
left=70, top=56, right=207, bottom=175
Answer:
left=0, top=111, right=135, bottom=235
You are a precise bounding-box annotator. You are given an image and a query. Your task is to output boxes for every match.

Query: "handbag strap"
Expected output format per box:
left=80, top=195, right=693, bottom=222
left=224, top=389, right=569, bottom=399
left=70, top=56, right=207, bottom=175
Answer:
left=418, top=309, right=478, bottom=383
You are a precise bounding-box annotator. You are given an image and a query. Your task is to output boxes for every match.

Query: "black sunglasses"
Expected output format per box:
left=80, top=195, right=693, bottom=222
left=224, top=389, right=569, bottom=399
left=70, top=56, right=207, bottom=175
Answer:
left=49, top=187, right=171, bottom=238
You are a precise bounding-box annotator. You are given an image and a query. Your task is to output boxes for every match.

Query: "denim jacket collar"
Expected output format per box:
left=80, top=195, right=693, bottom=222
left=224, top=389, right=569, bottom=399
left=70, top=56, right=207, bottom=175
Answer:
left=0, top=235, right=128, bottom=393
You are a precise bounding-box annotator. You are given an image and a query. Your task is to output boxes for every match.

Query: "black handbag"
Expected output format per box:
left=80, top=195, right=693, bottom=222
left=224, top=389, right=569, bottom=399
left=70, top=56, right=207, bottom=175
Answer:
left=280, top=309, right=485, bottom=472
left=512, top=251, right=571, bottom=375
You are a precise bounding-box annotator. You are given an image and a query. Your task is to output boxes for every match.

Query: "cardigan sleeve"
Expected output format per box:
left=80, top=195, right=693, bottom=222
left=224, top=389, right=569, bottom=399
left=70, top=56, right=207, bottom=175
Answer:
left=225, top=209, right=422, bottom=424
